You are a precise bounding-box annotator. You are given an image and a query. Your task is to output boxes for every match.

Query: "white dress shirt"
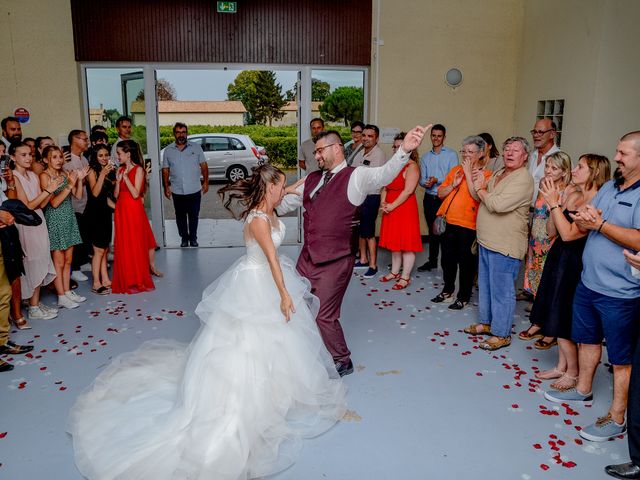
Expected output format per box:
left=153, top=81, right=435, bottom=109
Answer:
left=276, top=147, right=412, bottom=215
left=528, top=144, right=560, bottom=204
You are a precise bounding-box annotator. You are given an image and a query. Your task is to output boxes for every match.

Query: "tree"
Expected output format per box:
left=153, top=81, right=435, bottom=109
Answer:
left=227, top=70, right=287, bottom=126
left=319, top=86, right=364, bottom=126
left=105, top=108, right=122, bottom=126
left=311, top=78, right=331, bottom=102
left=135, top=78, right=177, bottom=101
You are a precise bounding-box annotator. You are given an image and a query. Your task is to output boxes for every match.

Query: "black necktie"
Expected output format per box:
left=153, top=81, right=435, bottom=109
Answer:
left=313, top=171, right=334, bottom=198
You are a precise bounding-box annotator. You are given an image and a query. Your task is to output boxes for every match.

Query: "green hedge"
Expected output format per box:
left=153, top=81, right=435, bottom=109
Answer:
left=106, top=125, right=350, bottom=168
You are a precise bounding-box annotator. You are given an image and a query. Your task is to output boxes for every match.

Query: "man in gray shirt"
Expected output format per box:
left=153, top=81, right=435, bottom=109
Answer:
left=162, top=123, right=208, bottom=247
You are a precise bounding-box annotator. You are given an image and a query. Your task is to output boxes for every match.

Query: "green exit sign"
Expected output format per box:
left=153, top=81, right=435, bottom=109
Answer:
left=217, top=1, right=237, bottom=13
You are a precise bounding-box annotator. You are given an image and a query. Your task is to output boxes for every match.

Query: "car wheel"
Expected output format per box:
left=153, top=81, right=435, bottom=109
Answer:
left=227, top=165, right=248, bottom=182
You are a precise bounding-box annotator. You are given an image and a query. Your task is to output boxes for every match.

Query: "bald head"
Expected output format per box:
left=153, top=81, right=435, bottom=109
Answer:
left=621, top=131, right=640, bottom=153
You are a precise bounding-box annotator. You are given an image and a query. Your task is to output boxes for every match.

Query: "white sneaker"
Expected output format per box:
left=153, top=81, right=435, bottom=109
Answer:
left=65, top=290, right=86, bottom=303
left=28, top=306, right=57, bottom=320
left=39, top=303, right=58, bottom=315
left=79, top=263, right=92, bottom=272
left=70, top=271, right=88, bottom=282
left=58, top=295, right=79, bottom=309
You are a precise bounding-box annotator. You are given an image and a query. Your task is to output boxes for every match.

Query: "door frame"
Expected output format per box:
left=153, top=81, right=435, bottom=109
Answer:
left=79, top=63, right=369, bottom=247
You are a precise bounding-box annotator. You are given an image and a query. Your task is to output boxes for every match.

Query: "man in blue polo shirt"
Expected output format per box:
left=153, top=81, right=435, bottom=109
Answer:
left=545, top=131, right=640, bottom=448
left=417, top=124, right=458, bottom=272
left=162, top=123, right=209, bottom=247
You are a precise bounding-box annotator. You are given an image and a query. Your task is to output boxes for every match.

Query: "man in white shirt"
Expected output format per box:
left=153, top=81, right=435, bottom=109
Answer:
left=1, top=117, right=22, bottom=149
left=277, top=124, right=431, bottom=377
left=351, top=124, right=386, bottom=278
left=298, top=118, right=324, bottom=173
left=110, top=116, right=133, bottom=164
left=64, top=130, right=91, bottom=283
left=528, top=118, right=560, bottom=204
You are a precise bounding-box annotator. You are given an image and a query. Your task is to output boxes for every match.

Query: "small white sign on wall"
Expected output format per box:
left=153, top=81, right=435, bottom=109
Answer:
left=379, top=128, right=401, bottom=144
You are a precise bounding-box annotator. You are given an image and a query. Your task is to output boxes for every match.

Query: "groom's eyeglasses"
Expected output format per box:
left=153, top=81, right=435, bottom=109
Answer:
left=313, top=143, right=339, bottom=155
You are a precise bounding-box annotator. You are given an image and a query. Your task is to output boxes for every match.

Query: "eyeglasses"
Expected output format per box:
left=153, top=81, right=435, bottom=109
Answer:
left=351, top=130, right=363, bottom=134
left=530, top=129, right=553, bottom=136
left=459, top=149, right=480, bottom=155
left=313, top=143, right=339, bottom=155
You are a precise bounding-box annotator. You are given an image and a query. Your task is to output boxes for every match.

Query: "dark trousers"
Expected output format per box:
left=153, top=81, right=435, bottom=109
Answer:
left=71, top=212, right=91, bottom=269
left=173, top=191, right=201, bottom=242
left=628, top=334, right=640, bottom=465
left=440, top=224, right=477, bottom=302
left=422, top=193, right=443, bottom=265
left=296, top=249, right=353, bottom=364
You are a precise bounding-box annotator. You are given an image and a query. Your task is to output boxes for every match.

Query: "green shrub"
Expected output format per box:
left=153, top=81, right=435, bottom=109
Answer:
left=107, top=125, right=351, bottom=167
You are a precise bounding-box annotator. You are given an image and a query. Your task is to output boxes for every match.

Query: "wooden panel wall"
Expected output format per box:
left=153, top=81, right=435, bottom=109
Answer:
left=71, top=0, right=371, bottom=66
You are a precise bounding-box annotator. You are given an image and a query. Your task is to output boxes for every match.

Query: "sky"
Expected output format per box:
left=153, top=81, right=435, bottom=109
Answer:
left=86, top=68, right=364, bottom=112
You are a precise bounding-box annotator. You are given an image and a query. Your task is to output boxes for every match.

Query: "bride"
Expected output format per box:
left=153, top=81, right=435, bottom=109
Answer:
left=67, top=164, right=347, bottom=479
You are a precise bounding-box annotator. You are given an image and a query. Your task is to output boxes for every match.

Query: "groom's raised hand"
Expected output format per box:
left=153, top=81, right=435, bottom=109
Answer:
left=401, top=124, right=433, bottom=153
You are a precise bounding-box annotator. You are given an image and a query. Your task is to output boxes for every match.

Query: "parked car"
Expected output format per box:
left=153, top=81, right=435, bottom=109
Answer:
left=255, top=145, right=269, bottom=163
left=187, top=133, right=264, bottom=182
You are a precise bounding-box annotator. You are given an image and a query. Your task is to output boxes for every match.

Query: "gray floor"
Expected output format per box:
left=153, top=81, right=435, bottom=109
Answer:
left=0, top=246, right=627, bottom=479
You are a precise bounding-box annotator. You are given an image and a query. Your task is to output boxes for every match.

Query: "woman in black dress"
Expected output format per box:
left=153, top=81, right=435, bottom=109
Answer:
left=85, top=144, right=116, bottom=295
left=531, top=154, right=610, bottom=390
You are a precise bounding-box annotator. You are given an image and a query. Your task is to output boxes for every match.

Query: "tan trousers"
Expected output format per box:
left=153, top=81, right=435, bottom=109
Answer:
left=0, top=244, right=13, bottom=346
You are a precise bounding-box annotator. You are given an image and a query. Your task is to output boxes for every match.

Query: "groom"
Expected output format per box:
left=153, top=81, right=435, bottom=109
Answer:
left=278, top=125, right=430, bottom=376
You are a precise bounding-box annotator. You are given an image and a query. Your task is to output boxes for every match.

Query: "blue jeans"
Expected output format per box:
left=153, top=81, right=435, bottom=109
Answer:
left=478, top=245, right=521, bottom=338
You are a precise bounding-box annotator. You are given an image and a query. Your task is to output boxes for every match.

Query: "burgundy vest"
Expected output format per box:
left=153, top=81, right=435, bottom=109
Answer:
left=302, top=167, right=360, bottom=264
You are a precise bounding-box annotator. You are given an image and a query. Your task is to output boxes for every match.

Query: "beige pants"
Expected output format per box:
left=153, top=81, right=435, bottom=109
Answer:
left=0, top=244, right=13, bottom=346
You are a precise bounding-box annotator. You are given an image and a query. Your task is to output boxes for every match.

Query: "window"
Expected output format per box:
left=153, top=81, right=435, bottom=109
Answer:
left=230, top=137, right=245, bottom=150
left=537, top=99, right=564, bottom=147
left=202, top=137, right=230, bottom=152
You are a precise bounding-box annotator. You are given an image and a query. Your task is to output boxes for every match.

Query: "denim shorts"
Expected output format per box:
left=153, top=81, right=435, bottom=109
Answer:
left=572, top=281, right=640, bottom=365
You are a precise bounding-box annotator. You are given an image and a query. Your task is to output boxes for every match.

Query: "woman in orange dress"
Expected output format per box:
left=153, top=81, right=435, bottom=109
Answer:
left=111, top=140, right=160, bottom=294
left=378, top=132, right=423, bottom=290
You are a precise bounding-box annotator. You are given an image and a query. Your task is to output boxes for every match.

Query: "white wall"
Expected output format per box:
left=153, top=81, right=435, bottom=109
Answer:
left=0, top=0, right=83, bottom=140
left=515, top=0, right=640, bottom=161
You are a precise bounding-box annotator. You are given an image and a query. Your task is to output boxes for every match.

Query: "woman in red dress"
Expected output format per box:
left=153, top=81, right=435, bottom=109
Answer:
left=378, top=132, right=423, bottom=290
left=111, top=140, right=160, bottom=294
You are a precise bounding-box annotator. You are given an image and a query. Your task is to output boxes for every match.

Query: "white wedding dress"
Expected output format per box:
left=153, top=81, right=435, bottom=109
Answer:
left=67, top=211, right=347, bottom=480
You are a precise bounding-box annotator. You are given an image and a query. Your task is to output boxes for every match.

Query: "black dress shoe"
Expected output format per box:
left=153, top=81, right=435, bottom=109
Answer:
left=0, top=341, right=34, bottom=355
left=190, top=240, right=199, bottom=247
left=605, top=462, right=640, bottom=479
left=335, top=359, right=354, bottom=377
left=0, top=359, right=14, bottom=372
left=417, top=261, right=437, bottom=272
left=180, top=239, right=189, bottom=248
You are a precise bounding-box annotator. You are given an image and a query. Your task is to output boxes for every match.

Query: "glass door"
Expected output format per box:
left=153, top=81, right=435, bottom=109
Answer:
left=153, top=68, right=301, bottom=247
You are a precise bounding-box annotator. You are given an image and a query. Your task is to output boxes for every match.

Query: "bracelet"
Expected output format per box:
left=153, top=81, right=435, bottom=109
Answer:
left=597, top=219, right=607, bottom=233
left=44, top=189, right=51, bottom=194
left=549, top=205, right=559, bottom=212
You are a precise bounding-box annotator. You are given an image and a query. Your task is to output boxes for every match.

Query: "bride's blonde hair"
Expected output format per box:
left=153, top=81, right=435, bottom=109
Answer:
left=219, top=164, right=285, bottom=220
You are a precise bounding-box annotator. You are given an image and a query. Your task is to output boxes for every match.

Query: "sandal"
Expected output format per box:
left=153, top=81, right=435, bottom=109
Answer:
left=12, top=317, right=32, bottom=330
left=535, top=367, right=565, bottom=380
left=550, top=373, right=579, bottom=391
left=479, top=335, right=512, bottom=351
left=534, top=337, right=557, bottom=350
left=463, top=323, right=491, bottom=335
left=150, top=267, right=164, bottom=278
left=392, top=277, right=411, bottom=290
left=518, top=325, right=543, bottom=341
left=379, top=272, right=400, bottom=283
left=91, top=286, right=110, bottom=295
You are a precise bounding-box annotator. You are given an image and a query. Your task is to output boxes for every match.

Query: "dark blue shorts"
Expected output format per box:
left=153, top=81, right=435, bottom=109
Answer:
left=572, top=281, right=640, bottom=365
left=359, top=194, right=381, bottom=238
